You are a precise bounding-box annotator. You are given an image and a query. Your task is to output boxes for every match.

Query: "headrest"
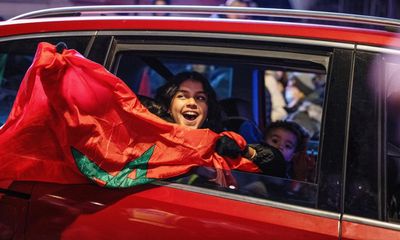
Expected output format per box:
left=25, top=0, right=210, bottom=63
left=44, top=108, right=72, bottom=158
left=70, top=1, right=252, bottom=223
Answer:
left=219, top=97, right=252, bottom=120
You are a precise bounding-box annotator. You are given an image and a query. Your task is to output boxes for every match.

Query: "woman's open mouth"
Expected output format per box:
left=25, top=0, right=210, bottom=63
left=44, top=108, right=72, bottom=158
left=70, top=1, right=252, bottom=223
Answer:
left=182, top=111, right=199, bottom=121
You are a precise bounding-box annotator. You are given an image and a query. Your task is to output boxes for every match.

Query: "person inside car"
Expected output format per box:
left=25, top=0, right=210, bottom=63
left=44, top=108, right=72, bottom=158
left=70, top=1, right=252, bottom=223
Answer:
left=284, top=72, right=323, bottom=140
left=264, top=120, right=312, bottom=179
left=241, top=120, right=312, bottom=197
left=264, top=70, right=289, bottom=124
left=154, top=71, right=286, bottom=180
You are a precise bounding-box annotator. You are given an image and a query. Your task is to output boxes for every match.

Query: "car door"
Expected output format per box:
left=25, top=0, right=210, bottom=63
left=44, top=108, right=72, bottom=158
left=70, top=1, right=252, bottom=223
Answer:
left=341, top=47, right=400, bottom=239
left=20, top=31, right=348, bottom=239
left=1, top=31, right=347, bottom=239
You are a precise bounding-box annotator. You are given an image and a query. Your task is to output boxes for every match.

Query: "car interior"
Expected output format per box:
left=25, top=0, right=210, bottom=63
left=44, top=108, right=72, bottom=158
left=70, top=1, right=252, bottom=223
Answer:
left=112, top=49, right=326, bottom=208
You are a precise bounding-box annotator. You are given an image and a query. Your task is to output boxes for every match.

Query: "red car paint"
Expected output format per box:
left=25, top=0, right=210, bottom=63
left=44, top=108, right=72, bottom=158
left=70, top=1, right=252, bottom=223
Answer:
left=1, top=18, right=399, bottom=48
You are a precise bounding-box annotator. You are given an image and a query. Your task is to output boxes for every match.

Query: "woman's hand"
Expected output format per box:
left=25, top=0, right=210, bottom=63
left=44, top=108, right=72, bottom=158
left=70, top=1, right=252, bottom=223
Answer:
left=215, top=135, right=242, bottom=159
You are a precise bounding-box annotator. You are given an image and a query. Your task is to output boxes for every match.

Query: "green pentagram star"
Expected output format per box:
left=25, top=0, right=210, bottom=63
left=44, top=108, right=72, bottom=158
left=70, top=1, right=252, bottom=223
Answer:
left=71, top=145, right=155, bottom=188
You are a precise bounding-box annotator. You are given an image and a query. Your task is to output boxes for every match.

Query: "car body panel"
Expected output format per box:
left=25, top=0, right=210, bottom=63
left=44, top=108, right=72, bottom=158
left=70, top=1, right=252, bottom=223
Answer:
left=341, top=220, right=400, bottom=240
left=23, top=182, right=338, bottom=240
left=0, top=181, right=31, bottom=240
left=0, top=18, right=399, bottom=48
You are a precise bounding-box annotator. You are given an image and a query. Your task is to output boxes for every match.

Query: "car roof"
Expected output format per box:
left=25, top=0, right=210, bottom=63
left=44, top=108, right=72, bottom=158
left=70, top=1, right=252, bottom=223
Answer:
left=1, top=5, right=400, bottom=49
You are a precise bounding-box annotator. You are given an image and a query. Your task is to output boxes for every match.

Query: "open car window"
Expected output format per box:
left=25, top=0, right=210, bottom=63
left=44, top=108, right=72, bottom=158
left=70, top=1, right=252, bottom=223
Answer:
left=113, top=42, right=328, bottom=209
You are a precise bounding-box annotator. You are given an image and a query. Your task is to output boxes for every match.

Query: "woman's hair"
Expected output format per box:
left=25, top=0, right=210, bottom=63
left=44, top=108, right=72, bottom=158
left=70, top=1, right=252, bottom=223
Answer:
left=155, top=71, right=224, bottom=133
left=137, top=95, right=172, bottom=121
left=265, top=120, right=309, bottom=152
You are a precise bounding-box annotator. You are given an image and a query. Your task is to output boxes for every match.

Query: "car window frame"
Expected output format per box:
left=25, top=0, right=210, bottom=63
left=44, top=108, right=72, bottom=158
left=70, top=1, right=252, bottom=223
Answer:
left=101, top=31, right=352, bottom=217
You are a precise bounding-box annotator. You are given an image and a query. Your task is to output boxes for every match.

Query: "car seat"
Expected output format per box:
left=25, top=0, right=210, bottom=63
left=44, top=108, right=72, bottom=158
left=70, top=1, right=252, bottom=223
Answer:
left=219, top=98, right=263, bottom=144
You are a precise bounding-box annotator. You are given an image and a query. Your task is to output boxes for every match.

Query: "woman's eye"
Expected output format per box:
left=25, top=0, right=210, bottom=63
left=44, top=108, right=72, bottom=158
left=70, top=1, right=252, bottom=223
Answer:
left=196, top=95, right=207, bottom=101
left=176, top=94, right=186, bottom=99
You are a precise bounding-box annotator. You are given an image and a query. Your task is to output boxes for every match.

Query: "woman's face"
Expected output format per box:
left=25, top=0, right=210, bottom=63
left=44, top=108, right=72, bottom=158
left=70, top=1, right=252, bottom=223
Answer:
left=169, top=79, right=208, bottom=129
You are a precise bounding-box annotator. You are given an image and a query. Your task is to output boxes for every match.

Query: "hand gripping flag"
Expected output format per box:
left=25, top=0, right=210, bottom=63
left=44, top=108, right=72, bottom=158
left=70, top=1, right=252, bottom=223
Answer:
left=0, top=42, right=260, bottom=188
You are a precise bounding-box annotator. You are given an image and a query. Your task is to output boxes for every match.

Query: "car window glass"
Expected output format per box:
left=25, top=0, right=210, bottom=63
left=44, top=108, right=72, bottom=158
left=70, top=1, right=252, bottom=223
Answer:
left=172, top=167, right=318, bottom=208
left=0, top=37, right=91, bottom=125
left=0, top=53, right=33, bottom=124
left=352, top=52, right=400, bottom=222
left=344, top=51, right=382, bottom=219
left=385, top=59, right=400, bottom=223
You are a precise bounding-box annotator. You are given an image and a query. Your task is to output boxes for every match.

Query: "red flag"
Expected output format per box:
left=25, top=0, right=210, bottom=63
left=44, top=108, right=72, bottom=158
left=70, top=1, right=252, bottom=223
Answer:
left=0, top=42, right=259, bottom=188
left=138, top=67, right=151, bottom=96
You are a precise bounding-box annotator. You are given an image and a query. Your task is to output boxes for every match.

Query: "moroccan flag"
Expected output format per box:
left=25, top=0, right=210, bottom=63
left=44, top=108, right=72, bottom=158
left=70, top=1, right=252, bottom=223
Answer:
left=0, top=42, right=259, bottom=188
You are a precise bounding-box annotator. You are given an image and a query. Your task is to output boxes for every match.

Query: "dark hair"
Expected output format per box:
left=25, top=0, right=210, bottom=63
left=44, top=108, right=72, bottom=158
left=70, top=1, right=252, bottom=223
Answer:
left=265, top=120, right=309, bottom=152
left=137, top=95, right=172, bottom=121
left=155, top=71, right=224, bottom=133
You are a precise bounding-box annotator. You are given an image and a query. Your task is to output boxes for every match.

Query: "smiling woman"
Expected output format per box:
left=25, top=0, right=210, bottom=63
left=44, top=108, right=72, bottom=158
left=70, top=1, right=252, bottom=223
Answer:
left=154, top=70, right=288, bottom=182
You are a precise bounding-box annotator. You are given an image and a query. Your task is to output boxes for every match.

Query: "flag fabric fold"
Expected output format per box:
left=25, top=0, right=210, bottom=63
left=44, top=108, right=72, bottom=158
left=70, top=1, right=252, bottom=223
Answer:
left=0, top=42, right=259, bottom=188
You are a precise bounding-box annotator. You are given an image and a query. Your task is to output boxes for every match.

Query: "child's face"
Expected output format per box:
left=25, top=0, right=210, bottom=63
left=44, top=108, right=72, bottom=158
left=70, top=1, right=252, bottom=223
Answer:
left=266, top=128, right=297, bottom=162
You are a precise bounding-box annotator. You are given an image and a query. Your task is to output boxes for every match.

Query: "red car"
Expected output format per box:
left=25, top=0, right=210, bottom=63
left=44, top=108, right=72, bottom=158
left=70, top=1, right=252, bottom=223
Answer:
left=1, top=5, right=400, bottom=239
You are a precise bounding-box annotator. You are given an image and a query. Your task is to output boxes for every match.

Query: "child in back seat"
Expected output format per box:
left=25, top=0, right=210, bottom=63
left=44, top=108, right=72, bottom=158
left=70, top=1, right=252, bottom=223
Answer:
left=264, top=120, right=315, bottom=182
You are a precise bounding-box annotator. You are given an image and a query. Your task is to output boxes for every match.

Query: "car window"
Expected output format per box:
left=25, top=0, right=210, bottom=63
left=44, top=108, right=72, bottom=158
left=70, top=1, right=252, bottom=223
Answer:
left=385, top=58, right=400, bottom=224
left=345, top=51, right=382, bottom=220
left=0, top=53, right=33, bottom=124
left=113, top=44, right=328, bottom=210
left=0, top=37, right=91, bottom=125
left=348, top=50, right=400, bottom=222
